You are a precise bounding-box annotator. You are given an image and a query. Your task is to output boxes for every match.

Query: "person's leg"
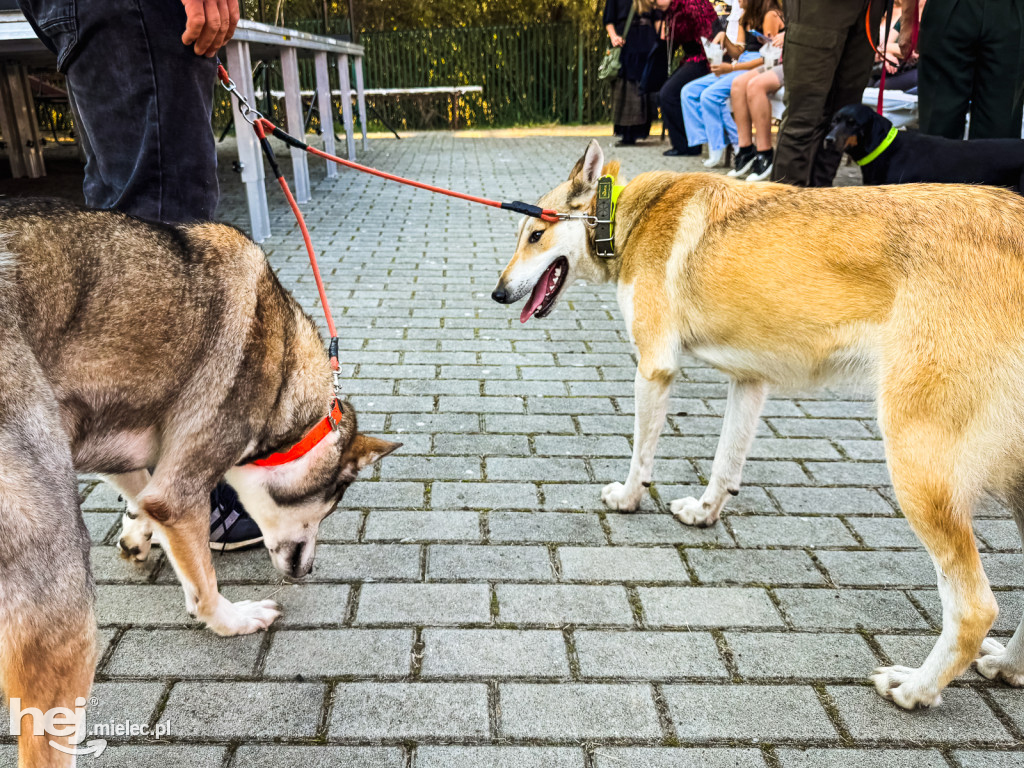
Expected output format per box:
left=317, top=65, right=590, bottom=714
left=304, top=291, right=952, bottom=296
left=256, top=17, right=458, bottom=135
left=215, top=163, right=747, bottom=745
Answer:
left=731, top=69, right=758, bottom=147
left=660, top=59, right=709, bottom=153
left=808, top=12, right=881, bottom=187
left=748, top=69, right=782, bottom=151
left=700, top=70, right=745, bottom=151
left=57, top=0, right=218, bottom=222
left=969, top=0, right=1024, bottom=139
left=918, top=0, right=979, bottom=138
left=682, top=73, right=716, bottom=147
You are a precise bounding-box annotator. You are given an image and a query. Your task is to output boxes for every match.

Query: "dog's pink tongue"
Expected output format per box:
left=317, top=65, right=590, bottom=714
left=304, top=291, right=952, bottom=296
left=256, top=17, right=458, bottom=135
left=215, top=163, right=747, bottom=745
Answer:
left=520, top=269, right=552, bottom=323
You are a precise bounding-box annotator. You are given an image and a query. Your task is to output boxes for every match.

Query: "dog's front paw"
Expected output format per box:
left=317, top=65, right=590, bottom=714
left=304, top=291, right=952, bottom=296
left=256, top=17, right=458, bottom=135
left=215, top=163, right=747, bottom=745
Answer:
left=118, top=512, right=153, bottom=562
left=976, top=638, right=1024, bottom=686
left=601, top=481, right=642, bottom=512
left=203, top=596, right=281, bottom=636
left=871, top=665, right=943, bottom=709
left=670, top=497, right=719, bottom=527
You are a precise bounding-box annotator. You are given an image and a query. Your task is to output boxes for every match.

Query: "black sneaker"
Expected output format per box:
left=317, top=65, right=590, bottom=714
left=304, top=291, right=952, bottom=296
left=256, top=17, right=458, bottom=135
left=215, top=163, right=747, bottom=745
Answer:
left=209, top=482, right=263, bottom=551
left=746, top=150, right=775, bottom=182
left=727, top=145, right=757, bottom=177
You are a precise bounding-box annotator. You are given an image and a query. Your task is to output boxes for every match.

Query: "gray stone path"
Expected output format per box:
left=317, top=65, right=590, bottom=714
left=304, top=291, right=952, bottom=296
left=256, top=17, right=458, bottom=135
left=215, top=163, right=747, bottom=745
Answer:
left=6, top=132, right=1023, bottom=766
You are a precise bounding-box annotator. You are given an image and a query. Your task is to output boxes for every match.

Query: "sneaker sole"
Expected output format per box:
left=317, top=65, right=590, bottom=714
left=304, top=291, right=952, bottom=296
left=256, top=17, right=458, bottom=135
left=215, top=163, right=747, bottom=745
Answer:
left=746, top=164, right=774, bottom=182
left=210, top=536, right=264, bottom=552
left=727, top=157, right=757, bottom=177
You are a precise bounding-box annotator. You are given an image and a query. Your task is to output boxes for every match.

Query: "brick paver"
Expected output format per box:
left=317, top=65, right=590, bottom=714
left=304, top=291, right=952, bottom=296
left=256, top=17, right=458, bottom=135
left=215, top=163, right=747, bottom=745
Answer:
left=20, top=131, right=1023, bottom=764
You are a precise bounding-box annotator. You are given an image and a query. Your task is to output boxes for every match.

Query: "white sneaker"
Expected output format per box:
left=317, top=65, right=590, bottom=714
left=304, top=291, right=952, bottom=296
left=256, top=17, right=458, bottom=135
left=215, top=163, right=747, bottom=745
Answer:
left=746, top=154, right=774, bottom=182
left=703, top=147, right=726, bottom=168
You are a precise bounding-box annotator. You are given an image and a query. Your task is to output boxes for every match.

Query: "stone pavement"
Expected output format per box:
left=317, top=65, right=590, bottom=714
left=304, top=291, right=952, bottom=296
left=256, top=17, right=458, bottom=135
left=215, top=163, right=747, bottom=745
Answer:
left=7, top=131, right=1024, bottom=767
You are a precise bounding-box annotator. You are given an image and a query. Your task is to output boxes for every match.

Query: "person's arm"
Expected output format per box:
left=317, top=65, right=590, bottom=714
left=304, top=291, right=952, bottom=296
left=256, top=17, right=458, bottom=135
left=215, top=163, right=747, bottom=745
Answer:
left=898, top=0, right=920, bottom=59
left=181, top=0, right=240, bottom=57
left=604, top=0, right=626, bottom=47
left=715, top=27, right=745, bottom=60
left=606, top=23, right=625, bottom=47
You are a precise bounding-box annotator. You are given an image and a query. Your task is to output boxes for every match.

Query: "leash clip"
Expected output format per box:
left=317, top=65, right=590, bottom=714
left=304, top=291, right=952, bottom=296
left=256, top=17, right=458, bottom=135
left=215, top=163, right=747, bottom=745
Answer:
left=556, top=212, right=599, bottom=227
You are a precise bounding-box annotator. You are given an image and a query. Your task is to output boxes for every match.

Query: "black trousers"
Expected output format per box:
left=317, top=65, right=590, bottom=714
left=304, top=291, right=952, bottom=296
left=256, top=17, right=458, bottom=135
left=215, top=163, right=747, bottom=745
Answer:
left=18, top=0, right=219, bottom=223
left=772, top=0, right=883, bottom=186
left=918, top=0, right=1024, bottom=139
left=659, top=59, right=711, bottom=153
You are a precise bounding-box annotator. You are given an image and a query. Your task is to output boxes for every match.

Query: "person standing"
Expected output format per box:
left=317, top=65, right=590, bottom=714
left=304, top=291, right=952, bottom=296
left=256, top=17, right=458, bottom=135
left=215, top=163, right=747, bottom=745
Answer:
left=658, top=0, right=719, bottom=156
left=18, top=0, right=265, bottom=551
left=771, top=0, right=884, bottom=186
left=604, top=0, right=665, bottom=146
left=901, top=0, right=1024, bottom=139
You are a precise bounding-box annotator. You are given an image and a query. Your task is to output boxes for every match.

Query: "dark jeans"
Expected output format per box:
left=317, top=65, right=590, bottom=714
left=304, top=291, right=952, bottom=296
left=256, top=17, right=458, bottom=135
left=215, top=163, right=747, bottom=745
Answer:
left=918, top=0, right=1024, bottom=139
left=18, top=0, right=218, bottom=223
left=659, top=58, right=710, bottom=153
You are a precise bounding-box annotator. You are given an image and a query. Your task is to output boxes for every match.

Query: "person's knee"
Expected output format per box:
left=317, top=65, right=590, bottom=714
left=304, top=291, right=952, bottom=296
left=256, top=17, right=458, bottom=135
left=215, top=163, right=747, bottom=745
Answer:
left=700, top=84, right=726, bottom=106
left=660, top=80, right=680, bottom=105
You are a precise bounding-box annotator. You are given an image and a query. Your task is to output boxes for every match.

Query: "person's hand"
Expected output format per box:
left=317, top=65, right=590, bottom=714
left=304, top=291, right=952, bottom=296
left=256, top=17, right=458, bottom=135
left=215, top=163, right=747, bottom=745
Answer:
left=710, top=62, right=732, bottom=76
left=712, top=30, right=727, bottom=45
left=610, top=32, right=625, bottom=47
left=181, top=0, right=240, bottom=57
left=772, top=31, right=785, bottom=47
left=884, top=59, right=898, bottom=74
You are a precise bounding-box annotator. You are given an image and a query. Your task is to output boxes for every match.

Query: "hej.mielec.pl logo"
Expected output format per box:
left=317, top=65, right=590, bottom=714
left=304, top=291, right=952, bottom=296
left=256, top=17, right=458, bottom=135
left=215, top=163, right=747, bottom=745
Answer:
left=9, top=696, right=171, bottom=757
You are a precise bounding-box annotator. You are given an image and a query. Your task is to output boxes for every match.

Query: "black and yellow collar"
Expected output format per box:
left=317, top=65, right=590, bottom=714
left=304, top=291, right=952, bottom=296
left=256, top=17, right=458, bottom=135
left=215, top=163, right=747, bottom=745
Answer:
left=594, top=175, right=625, bottom=259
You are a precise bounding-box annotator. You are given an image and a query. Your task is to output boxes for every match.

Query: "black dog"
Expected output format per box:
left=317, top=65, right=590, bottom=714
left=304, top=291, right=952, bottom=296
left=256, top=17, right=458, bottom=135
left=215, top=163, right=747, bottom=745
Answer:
left=826, top=104, right=1024, bottom=194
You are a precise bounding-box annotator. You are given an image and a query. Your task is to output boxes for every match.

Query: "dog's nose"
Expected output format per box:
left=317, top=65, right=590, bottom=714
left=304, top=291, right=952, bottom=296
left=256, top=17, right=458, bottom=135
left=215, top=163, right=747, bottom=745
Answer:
left=492, top=286, right=507, bottom=303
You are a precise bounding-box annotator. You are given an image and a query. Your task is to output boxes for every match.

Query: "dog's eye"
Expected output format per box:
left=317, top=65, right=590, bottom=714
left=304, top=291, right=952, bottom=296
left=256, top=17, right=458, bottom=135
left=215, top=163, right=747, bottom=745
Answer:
left=529, top=230, right=543, bottom=244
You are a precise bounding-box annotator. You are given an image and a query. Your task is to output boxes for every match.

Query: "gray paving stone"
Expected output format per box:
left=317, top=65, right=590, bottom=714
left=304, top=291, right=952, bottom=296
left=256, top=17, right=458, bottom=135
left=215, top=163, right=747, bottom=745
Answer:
left=432, top=482, right=538, bottom=509
left=606, top=513, right=737, bottom=546
left=725, top=631, right=879, bottom=680
left=980, top=553, right=1024, bottom=587
left=416, top=746, right=585, bottom=768
left=330, top=682, right=489, bottom=738
left=486, top=457, right=588, bottom=481
left=827, top=685, right=1014, bottom=743
left=872, top=634, right=945, bottom=668
left=105, top=628, right=262, bottom=677
left=847, top=517, right=922, bottom=548
left=500, top=683, right=661, bottom=739
left=356, top=584, right=491, bottom=625
left=233, top=746, right=404, bottom=768
left=497, top=584, right=634, bottom=626
left=696, top=459, right=810, bottom=486
left=318, top=509, right=363, bottom=541
left=263, top=629, right=412, bottom=677
left=533, top=435, right=633, bottom=457
left=65, top=746, right=227, bottom=767
left=381, top=455, right=483, bottom=480
left=800, top=401, right=876, bottom=418
left=222, top=583, right=350, bottom=626
left=421, top=629, right=569, bottom=678
left=343, top=481, right=425, bottom=508
left=771, top=487, right=895, bottom=516
left=988, top=688, right=1024, bottom=735
left=591, top=747, right=766, bottom=768
left=776, top=748, right=948, bottom=767
left=815, top=550, right=936, bottom=586
left=428, top=544, right=553, bottom=581
left=689, top=549, right=824, bottom=585
left=575, top=630, right=727, bottom=680
left=95, top=584, right=196, bottom=626
left=769, top=418, right=874, bottom=438
left=664, top=684, right=836, bottom=741
left=365, top=510, right=481, bottom=542
left=541, top=483, right=658, bottom=512
left=912, top=589, right=1024, bottom=634
left=488, top=511, right=607, bottom=544
left=81, top=482, right=124, bottom=511
left=639, top=587, right=784, bottom=628
left=975, top=519, right=1023, bottom=551
left=806, top=461, right=892, bottom=486
left=953, top=751, right=1024, bottom=768
left=775, top=588, right=930, bottom=630
left=314, top=543, right=421, bottom=580
left=727, top=515, right=858, bottom=548
left=433, top=433, right=531, bottom=456
left=162, top=682, right=323, bottom=738
left=83, top=512, right=119, bottom=542
left=558, top=546, right=690, bottom=583
left=836, top=440, right=888, bottom=461
left=662, top=485, right=777, bottom=514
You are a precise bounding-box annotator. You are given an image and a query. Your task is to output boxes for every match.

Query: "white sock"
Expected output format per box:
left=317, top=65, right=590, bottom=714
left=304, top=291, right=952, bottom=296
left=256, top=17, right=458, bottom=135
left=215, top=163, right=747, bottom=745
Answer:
left=703, top=146, right=725, bottom=167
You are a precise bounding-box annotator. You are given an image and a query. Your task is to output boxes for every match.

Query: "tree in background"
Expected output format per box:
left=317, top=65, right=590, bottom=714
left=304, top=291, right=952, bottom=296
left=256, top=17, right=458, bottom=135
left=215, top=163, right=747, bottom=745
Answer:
left=242, top=0, right=602, bottom=33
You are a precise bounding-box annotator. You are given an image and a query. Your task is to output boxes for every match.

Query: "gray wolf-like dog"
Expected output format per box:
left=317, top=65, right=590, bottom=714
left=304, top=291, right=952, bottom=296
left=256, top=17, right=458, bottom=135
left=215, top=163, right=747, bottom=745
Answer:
left=0, top=200, right=398, bottom=766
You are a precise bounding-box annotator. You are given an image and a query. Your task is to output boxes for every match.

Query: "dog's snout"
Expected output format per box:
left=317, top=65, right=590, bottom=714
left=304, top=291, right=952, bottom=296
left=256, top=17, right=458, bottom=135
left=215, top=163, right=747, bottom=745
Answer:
left=492, top=286, right=508, bottom=304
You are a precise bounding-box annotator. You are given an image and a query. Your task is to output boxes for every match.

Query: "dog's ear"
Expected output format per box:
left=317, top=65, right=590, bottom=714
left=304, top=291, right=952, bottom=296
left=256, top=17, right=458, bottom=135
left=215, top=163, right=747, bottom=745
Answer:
left=568, top=140, right=604, bottom=204
left=342, top=434, right=402, bottom=474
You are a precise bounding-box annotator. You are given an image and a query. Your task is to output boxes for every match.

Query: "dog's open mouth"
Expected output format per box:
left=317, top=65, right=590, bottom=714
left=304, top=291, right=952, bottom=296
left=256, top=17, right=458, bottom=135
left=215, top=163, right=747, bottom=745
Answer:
left=520, top=256, right=568, bottom=323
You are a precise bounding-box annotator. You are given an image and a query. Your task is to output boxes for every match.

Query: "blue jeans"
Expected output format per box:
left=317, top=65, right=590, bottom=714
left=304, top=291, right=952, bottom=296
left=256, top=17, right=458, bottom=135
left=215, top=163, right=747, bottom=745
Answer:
left=18, top=0, right=218, bottom=223
left=682, top=51, right=760, bottom=151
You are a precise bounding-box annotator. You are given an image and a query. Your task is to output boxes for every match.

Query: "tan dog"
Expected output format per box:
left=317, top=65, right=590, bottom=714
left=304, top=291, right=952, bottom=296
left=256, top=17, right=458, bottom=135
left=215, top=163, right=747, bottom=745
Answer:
left=492, top=140, right=1024, bottom=710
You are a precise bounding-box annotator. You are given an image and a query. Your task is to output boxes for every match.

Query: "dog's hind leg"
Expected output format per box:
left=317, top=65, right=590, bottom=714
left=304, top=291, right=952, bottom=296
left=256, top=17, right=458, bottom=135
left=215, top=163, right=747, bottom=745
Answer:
left=0, top=393, right=96, bottom=765
left=975, top=479, right=1024, bottom=686
left=870, top=412, right=997, bottom=709
left=671, top=379, right=767, bottom=527
left=602, top=369, right=674, bottom=512
left=106, top=470, right=154, bottom=562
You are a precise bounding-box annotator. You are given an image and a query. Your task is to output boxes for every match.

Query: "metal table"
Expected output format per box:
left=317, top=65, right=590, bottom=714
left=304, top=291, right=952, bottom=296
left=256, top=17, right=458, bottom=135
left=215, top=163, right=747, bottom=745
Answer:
left=0, top=12, right=367, bottom=242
